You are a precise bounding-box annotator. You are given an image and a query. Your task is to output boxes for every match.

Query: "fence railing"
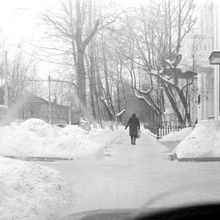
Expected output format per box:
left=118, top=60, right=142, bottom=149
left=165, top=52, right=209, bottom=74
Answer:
left=156, top=125, right=184, bottom=139
left=140, top=121, right=185, bottom=140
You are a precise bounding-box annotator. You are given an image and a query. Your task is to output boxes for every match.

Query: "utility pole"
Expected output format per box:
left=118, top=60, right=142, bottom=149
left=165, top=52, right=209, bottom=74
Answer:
left=29, top=77, right=77, bottom=124
left=48, top=75, right=52, bottom=124
left=68, top=83, right=72, bottom=125
left=69, top=99, right=72, bottom=125
left=4, top=51, right=8, bottom=107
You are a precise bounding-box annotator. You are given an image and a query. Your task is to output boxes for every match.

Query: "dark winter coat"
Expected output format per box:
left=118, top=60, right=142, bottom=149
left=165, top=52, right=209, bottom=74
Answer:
left=125, top=115, right=140, bottom=137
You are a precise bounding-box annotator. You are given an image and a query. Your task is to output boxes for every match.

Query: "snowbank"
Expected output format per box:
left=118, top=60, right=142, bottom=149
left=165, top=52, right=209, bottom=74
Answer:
left=0, top=157, right=73, bottom=220
left=140, top=127, right=157, bottom=140
left=160, top=127, right=192, bottom=142
left=0, top=118, right=121, bottom=159
left=174, top=120, right=220, bottom=159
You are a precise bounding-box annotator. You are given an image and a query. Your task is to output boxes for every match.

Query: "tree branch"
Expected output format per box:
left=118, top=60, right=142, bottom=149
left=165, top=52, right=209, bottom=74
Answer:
left=83, top=19, right=100, bottom=48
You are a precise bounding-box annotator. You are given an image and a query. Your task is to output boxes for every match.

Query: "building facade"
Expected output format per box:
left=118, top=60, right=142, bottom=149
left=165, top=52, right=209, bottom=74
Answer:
left=181, top=0, right=217, bottom=121
left=18, top=93, right=80, bottom=124
left=212, top=0, right=220, bottom=120
left=199, top=0, right=220, bottom=121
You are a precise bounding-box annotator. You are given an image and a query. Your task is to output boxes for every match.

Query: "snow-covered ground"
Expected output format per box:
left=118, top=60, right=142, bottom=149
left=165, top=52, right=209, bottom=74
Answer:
left=0, top=118, right=121, bottom=159
left=160, top=127, right=192, bottom=142
left=174, top=120, right=220, bottom=159
left=0, top=157, right=73, bottom=220
left=0, top=118, right=122, bottom=219
left=2, top=119, right=220, bottom=219
left=44, top=127, right=220, bottom=219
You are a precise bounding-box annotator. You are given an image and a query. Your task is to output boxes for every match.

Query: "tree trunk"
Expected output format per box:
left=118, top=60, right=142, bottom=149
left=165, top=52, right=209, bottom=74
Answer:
left=74, top=0, right=100, bottom=115
left=177, top=88, right=191, bottom=125
left=76, top=47, right=87, bottom=109
left=87, top=29, right=96, bottom=120
left=96, top=64, right=109, bottom=121
left=162, top=82, right=184, bottom=125
left=103, top=53, right=115, bottom=119
left=116, top=66, right=121, bottom=122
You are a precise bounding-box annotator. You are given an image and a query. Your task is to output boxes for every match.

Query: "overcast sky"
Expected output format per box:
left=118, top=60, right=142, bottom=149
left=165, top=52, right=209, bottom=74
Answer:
left=0, top=0, right=208, bottom=78
left=0, top=0, right=56, bottom=45
left=0, top=0, right=207, bottom=46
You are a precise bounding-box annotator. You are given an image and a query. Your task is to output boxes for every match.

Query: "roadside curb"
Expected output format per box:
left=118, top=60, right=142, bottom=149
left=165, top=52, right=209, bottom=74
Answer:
left=177, top=157, right=220, bottom=162
left=2, top=155, right=74, bottom=162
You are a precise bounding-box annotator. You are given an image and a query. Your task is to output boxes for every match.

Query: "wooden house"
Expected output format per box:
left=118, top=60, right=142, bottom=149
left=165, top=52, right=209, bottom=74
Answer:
left=18, top=93, right=80, bottom=124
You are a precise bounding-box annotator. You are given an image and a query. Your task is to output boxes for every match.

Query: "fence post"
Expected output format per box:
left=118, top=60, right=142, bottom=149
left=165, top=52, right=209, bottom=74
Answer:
left=157, top=127, right=159, bottom=140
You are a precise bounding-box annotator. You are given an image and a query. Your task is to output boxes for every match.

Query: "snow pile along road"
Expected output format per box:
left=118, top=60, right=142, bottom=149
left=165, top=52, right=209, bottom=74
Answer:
left=0, top=119, right=121, bottom=159
left=160, top=127, right=192, bottom=142
left=0, top=157, right=73, bottom=220
left=174, top=120, right=220, bottom=159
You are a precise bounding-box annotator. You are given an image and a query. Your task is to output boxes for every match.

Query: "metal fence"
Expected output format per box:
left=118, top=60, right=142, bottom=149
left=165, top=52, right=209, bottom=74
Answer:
left=156, top=125, right=184, bottom=139
left=141, top=121, right=186, bottom=140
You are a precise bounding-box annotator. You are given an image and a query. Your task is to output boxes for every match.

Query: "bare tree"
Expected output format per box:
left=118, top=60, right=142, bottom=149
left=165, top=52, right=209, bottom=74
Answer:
left=116, top=0, right=197, bottom=126
left=0, top=45, right=37, bottom=106
left=41, top=0, right=100, bottom=113
left=37, top=0, right=197, bottom=126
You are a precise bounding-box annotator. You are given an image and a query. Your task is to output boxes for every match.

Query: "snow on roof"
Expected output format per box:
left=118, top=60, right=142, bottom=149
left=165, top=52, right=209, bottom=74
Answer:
left=0, top=105, right=9, bottom=109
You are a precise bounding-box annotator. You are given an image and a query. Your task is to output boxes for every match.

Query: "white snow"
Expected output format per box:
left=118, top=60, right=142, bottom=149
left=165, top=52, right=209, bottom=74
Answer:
left=134, top=89, right=157, bottom=113
left=160, top=127, right=192, bottom=142
left=174, top=120, right=220, bottom=159
left=141, top=127, right=157, bottom=139
left=0, top=118, right=121, bottom=159
left=0, top=119, right=122, bottom=219
left=0, top=157, right=73, bottom=220
left=165, top=58, right=174, bottom=67
left=3, top=118, right=220, bottom=219
left=116, top=108, right=126, bottom=117
left=49, top=127, right=220, bottom=217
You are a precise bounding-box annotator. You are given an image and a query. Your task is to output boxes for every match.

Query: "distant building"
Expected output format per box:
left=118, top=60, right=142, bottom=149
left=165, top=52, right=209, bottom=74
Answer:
left=192, top=0, right=220, bottom=121
left=210, top=0, right=220, bottom=120
left=181, top=0, right=216, bottom=121
left=197, top=0, right=215, bottom=121
left=18, top=93, right=80, bottom=124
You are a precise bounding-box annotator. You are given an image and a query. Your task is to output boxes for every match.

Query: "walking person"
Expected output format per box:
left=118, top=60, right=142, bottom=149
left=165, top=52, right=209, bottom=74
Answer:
left=125, top=113, right=140, bottom=145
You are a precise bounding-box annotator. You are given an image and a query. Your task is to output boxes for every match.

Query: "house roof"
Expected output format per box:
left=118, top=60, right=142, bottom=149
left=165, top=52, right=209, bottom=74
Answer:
left=209, top=51, right=220, bottom=65
left=15, top=92, right=80, bottom=111
left=0, top=105, right=9, bottom=109
left=21, top=93, right=73, bottom=109
left=22, top=93, right=48, bottom=103
left=177, top=71, right=198, bottom=79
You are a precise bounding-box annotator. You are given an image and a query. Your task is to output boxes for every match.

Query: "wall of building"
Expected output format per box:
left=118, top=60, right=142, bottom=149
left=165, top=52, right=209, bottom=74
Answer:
left=197, top=70, right=214, bottom=120
left=212, top=0, right=220, bottom=120
left=183, top=0, right=216, bottom=121
left=18, top=94, right=80, bottom=124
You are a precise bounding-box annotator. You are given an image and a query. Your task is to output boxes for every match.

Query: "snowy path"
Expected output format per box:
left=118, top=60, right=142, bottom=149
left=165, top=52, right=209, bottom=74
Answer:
left=39, top=130, right=220, bottom=215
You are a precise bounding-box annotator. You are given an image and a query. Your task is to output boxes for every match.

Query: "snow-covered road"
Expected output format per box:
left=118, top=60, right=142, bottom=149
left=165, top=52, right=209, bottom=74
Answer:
left=39, top=130, right=220, bottom=217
